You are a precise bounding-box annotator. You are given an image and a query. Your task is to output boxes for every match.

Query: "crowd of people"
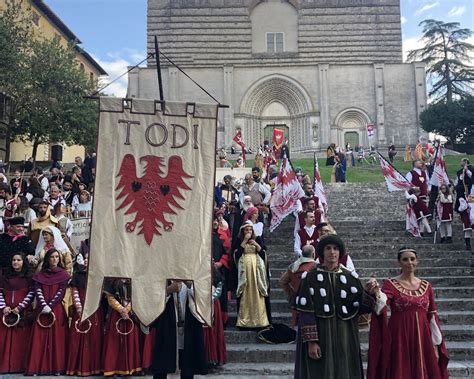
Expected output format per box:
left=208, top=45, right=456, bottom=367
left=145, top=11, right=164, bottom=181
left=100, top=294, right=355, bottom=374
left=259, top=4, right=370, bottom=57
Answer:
left=0, top=143, right=459, bottom=378
left=404, top=157, right=474, bottom=250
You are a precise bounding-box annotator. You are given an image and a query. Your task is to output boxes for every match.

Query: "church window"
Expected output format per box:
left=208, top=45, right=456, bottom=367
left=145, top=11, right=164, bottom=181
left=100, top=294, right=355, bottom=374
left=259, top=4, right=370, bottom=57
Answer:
left=266, top=33, right=284, bottom=53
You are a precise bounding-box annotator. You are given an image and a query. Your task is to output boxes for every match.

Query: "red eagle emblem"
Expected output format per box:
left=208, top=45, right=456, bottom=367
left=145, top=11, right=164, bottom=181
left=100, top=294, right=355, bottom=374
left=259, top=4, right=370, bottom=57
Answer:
left=115, top=154, right=193, bottom=245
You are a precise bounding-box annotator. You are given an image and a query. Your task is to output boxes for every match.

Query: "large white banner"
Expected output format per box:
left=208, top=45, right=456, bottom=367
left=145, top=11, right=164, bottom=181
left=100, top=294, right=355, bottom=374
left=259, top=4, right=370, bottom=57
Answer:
left=83, top=97, right=217, bottom=326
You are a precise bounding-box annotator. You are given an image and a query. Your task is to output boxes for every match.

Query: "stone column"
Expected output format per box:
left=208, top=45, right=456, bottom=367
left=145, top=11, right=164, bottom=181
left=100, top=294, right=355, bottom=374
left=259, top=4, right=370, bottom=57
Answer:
left=168, top=67, right=180, bottom=101
left=318, top=64, right=330, bottom=148
left=223, top=65, right=235, bottom=149
left=127, top=66, right=140, bottom=98
left=413, top=63, right=427, bottom=141
left=374, top=63, right=386, bottom=145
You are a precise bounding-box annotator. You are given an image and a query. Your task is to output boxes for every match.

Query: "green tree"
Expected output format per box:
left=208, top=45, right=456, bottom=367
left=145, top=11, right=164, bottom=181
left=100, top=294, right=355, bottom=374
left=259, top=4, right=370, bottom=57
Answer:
left=0, top=2, right=33, bottom=161
left=407, top=19, right=473, bottom=103
left=420, top=96, right=474, bottom=145
left=0, top=1, right=99, bottom=162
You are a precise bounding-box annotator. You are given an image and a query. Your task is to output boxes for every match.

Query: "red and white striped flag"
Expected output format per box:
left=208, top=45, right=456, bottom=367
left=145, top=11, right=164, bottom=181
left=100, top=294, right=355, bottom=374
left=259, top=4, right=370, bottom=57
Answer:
left=406, top=202, right=421, bottom=237
left=313, top=153, right=328, bottom=216
left=270, top=157, right=305, bottom=232
left=378, top=152, right=412, bottom=192
left=430, top=146, right=449, bottom=187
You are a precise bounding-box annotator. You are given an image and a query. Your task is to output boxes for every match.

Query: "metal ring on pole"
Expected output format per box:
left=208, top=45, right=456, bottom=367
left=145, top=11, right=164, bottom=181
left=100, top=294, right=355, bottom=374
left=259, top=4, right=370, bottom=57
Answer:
left=36, top=312, right=56, bottom=328
left=74, top=318, right=92, bottom=334
left=2, top=312, right=20, bottom=328
left=115, top=317, right=134, bottom=336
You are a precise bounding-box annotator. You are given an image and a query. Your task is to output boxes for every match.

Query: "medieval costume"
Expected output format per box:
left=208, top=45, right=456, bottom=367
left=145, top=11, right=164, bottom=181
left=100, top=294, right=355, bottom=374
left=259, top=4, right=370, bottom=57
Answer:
left=213, top=226, right=230, bottom=324
left=404, top=145, right=412, bottom=162
left=30, top=226, right=73, bottom=275
left=10, top=176, right=27, bottom=197
left=279, top=256, right=317, bottom=327
left=25, top=265, right=70, bottom=375
left=456, top=196, right=472, bottom=250
left=66, top=264, right=104, bottom=376
left=326, top=144, right=336, bottom=166
left=102, top=279, right=142, bottom=376
left=203, top=272, right=227, bottom=367
left=28, top=206, right=58, bottom=247
left=234, top=221, right=271, bottom=328
left=294, top=236, right=378, bottom=379
left=0, top=256, right=34, bottom=373
left=368, top=278, right=449, bottom=379
left=294, top=224, right=318, bottom=258
left=436, top=191, right=453, bottom=243
left=151, top=282, right=208, bottom=378
left=0, top=217, right=35, bottom=271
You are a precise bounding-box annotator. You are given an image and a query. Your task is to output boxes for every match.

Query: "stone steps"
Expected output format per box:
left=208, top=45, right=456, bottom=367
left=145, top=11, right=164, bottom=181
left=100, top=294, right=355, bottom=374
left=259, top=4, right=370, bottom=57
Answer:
left=225, top=341, right=474, bottom=362
left=228, top=298, right=474, bottom=313
left=227, top=310, right=474, bottom=326
left=224, top=325, right=474, bottom=344
left=267, top=286, right=474, bottom=300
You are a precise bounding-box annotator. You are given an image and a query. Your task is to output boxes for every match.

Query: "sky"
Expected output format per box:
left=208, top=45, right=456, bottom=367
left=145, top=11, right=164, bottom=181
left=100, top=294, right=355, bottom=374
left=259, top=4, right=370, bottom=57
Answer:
left=46, top=0, right=473, bottom=97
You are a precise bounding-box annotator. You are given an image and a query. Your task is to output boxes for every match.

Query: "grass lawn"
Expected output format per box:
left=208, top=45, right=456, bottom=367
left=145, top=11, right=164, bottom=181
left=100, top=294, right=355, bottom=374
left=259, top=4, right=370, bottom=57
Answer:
left=234, top=154, right=474, bottom=183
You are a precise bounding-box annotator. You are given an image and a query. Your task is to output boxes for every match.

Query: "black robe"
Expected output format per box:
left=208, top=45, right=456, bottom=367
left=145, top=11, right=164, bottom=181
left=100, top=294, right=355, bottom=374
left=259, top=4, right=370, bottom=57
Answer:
left=0, top=233, right=35, bottom=272
left=151, top=295, right=208, bottom=377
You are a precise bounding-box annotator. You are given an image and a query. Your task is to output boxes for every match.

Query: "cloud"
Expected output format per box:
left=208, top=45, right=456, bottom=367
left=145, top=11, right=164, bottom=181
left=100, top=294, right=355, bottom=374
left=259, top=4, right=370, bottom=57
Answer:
left=93, top=49, right=147, bottom=97
left=415, top=2, right=439, bottom=16
left=401, top=16, right=407, bottom=25
left=403, top=36, right=424, bottom=62
left=448, top=6, right=466, bottom=17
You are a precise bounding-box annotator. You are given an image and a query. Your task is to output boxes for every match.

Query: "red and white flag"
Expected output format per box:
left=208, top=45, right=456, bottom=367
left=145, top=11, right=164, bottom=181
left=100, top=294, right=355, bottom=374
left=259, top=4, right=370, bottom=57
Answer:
left=378, top=152, right=412, bottom=192
left=272, top=128, right=285, bottom=150
left=430, top=146, right=449, bottom=187
left=232, top=130, right=246, bottom=161
left=270, top=157, right=305, bottom=232
left=313, top=153, right=328, bottom=215
left=406, top=202, right=421, bottom=237
left=367, top=123, right=375, bottom=139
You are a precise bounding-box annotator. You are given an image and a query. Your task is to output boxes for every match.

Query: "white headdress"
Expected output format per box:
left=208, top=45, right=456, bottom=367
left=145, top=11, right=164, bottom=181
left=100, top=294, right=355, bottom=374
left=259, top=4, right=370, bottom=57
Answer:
left=35, top=225, right=70, bottom=256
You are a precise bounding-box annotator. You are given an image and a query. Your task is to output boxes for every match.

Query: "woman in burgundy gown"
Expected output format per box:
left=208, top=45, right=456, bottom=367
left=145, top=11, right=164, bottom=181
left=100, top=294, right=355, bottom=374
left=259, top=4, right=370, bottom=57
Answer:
left=25, top=248, right=70, bottom=375
left=368, top=247, right=449, bottom=379
left=0, top=254, right=34, bottom=373
left=66, top=262, right=104, bottom=376
left=102, top=278, right=142, bottom=376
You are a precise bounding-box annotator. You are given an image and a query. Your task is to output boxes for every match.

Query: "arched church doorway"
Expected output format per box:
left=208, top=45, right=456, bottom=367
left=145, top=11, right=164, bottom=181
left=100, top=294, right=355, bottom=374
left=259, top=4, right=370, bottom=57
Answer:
left=344, top=131, right=359, bottom=149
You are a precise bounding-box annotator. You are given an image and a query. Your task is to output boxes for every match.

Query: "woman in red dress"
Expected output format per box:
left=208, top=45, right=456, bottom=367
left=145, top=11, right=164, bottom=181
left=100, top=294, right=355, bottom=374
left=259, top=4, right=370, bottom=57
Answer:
left=0, top=253, right=34, bottom=373
left=25, top=248, right=70, bottom=375
left=367, top=247, right=449, bottom=379
left=102, top=278, right=142, bottom=376
left=66, top=262, right=104, bottom=376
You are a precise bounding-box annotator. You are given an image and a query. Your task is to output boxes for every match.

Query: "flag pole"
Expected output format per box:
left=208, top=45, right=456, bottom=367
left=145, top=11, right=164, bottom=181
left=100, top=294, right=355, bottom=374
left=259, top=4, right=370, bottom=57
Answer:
left=154, top=36, right=165, bottom=107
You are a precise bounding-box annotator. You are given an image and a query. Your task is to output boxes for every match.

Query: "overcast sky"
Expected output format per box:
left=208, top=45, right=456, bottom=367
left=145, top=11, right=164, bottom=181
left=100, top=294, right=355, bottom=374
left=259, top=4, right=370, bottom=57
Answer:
left=46, top=0, right=473, bottom=97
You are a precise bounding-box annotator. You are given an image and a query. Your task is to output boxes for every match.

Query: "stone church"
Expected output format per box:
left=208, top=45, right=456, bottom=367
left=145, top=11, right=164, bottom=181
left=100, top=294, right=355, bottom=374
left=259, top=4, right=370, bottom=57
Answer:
left=127, top=0, right=427, bottom=152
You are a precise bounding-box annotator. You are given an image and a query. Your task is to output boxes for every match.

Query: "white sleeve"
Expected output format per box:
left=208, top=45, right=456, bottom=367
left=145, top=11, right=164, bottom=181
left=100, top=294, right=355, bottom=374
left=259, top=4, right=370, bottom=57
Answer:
left=66, top=218, right=74, bottom=239
left=260, top=184, right=271, bottom=204
left=41, top=177, right=49, bottom=191
left=406, top=171, right=413, bottom=183
left=466, top=169, right=472, bottom=179
left=430, top=317, right=442, bottom=345
left=238, top=191, right=245, bottom=208
left=374, top=291, right=388, bottom=316
left=294, top=233, right=302, bottom=257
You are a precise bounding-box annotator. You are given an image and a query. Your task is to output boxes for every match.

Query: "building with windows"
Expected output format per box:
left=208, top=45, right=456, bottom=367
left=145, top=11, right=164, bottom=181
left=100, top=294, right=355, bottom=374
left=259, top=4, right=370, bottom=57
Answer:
left=128, top=0, right=426, bottom=152
left=0, top=0, right=107, bottom=162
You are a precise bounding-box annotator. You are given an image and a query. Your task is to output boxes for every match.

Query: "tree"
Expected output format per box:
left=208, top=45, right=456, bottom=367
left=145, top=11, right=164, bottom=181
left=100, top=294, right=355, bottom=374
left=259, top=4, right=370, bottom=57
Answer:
left=0, top=2, right=33, bottom=161
left=407, top=19, right=473, bottom=103
left=420, top=96, right=474, bottom=145
left=0, top=1, right=99, bottom=162
left=15, top=36, right=97, bottom=161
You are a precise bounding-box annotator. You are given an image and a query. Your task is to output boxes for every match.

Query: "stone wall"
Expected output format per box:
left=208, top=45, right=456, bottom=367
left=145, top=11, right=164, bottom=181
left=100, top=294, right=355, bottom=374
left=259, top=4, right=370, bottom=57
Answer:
left=147, top=0, right=402, bottom=67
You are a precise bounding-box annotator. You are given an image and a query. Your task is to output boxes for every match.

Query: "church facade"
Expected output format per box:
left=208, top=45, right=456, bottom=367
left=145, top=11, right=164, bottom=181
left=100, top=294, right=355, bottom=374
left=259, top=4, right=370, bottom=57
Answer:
left=127, top=0, right=427, bottom=152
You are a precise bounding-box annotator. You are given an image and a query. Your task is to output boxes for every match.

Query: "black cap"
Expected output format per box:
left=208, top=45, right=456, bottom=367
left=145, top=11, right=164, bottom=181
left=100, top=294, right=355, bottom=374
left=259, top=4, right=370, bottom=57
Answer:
left=317, top=235, right=346, bottom=259
left=9, top=217, right=25, bottom=226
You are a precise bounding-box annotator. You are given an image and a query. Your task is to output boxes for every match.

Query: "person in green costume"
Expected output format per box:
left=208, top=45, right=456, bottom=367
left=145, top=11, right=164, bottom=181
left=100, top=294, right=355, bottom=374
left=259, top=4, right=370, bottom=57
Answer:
left=294, top=235, right=383, bottom=379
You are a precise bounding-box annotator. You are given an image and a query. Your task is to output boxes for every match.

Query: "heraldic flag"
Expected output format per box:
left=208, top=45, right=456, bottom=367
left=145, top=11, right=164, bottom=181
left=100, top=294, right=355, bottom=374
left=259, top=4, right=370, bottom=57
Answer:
left=82, top=97, right=218, bottom=326
left=270, top=157, right=305, bottom=232
left=377, top=152, right=412, bottom=192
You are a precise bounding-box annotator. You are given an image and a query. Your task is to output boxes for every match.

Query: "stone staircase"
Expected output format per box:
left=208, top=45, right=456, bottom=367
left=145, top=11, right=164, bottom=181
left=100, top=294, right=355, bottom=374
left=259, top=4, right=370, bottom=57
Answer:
left=215, top=183, right=474, bottom=378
